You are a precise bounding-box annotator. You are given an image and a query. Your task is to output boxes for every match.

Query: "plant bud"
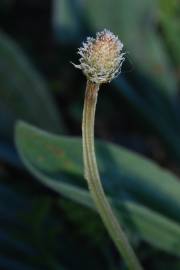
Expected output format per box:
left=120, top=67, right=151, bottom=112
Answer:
left=73, top=29, right=125, bottom=84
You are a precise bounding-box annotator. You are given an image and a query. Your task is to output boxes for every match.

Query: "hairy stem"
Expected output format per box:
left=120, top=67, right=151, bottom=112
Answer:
left=82, top=80, right=143, bottom=270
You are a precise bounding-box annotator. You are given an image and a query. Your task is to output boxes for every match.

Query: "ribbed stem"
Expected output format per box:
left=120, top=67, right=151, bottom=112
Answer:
left=82, top=80, right=143, bottom=270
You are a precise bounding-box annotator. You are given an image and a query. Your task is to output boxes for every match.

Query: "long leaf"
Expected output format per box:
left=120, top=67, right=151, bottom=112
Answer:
left=0, top=31, right=65, bottom=141
left=15, top=121, right=180, bottom=256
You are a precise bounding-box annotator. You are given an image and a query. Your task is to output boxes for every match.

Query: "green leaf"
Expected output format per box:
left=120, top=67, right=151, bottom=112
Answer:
left=0, top=31, right=65, bottom=141
left=15, top=121, right=180, bottom=256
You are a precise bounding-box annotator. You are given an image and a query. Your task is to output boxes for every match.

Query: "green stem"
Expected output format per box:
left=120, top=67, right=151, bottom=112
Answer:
left=82, top=80, right=143, bottom=270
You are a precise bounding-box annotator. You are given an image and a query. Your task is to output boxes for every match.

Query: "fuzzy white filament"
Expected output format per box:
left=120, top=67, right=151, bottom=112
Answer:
left=73, top=29, right=125, bottom=84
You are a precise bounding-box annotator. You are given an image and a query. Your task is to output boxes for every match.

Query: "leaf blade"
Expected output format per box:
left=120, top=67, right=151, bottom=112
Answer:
left=15, top=121, right=180, bottom=256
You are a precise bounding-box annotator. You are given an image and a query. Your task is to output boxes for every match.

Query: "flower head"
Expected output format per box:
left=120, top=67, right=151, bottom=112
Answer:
left=73, top=29, right=125, bottom=84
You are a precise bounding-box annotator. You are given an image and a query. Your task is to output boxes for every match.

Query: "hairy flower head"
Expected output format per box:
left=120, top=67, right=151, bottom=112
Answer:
left=73, top=29, right=125, bottom=84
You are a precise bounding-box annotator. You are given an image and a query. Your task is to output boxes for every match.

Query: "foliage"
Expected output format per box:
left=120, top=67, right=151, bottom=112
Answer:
left=0, top=31, right=65, bottom=142
left=15, top=121, right=180, bottom=258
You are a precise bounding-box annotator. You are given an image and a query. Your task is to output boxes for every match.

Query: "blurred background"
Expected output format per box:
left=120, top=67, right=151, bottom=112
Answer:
left=0, top=0, right=180, bottom=269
